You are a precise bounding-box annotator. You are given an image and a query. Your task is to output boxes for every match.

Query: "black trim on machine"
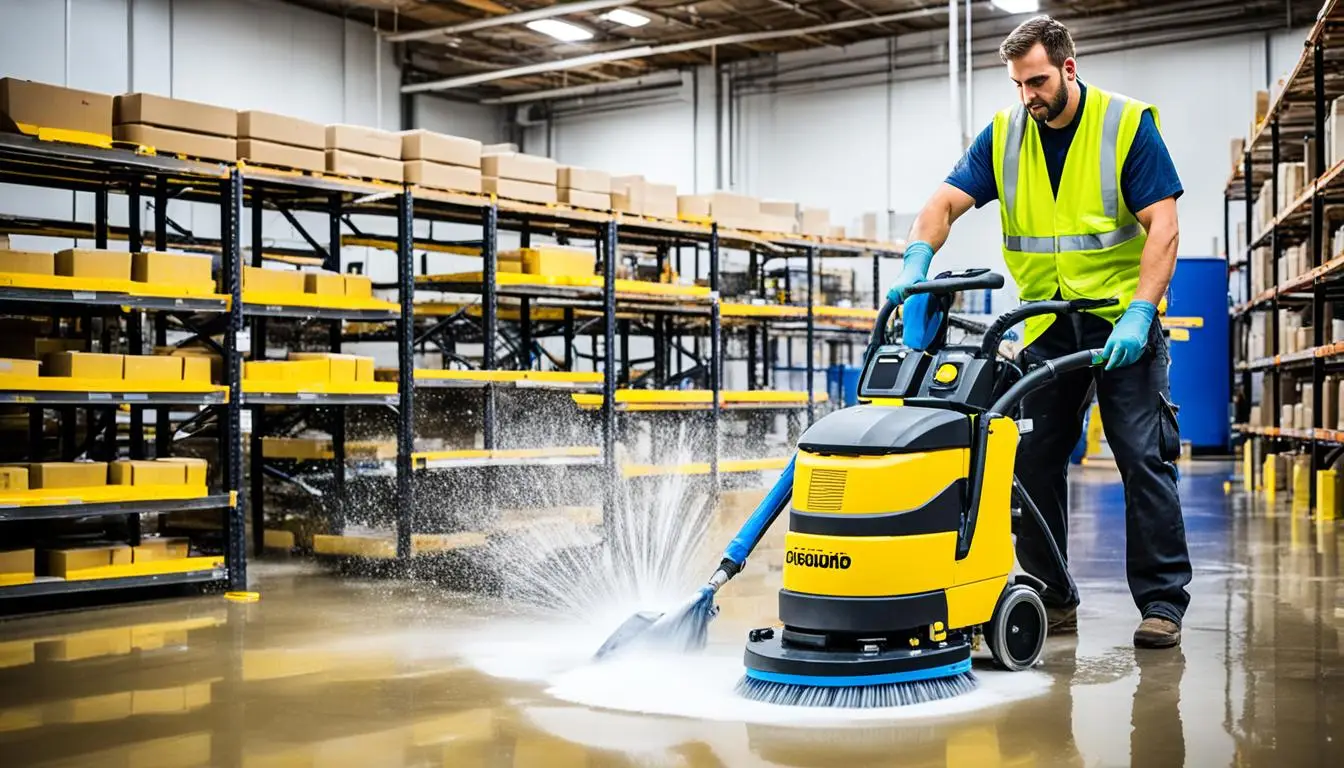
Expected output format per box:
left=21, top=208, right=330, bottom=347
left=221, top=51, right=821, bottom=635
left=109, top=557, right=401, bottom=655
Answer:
left=789, top=480, right=964, bottom=537
left=778, top=588, right=948, bottom=634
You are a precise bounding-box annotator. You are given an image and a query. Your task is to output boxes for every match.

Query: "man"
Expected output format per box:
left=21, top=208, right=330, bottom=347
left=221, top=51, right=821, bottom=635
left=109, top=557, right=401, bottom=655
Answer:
left=887, top=15, right=1191, bottom=648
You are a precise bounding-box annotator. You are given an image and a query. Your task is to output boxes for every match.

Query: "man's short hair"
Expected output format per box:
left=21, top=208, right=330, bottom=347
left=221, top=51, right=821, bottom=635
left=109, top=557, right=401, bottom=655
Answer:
left=999, top=15, right=1076, bottom=67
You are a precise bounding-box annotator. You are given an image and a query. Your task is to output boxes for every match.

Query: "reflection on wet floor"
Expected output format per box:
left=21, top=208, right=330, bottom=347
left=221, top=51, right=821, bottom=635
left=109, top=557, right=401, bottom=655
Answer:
left=0, top=462, right=1342, bottom=767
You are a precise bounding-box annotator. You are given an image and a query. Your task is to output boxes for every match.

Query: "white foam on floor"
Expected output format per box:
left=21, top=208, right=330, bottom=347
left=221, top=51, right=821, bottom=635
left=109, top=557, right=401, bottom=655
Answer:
left=452, top=616, right=1053, bottom=728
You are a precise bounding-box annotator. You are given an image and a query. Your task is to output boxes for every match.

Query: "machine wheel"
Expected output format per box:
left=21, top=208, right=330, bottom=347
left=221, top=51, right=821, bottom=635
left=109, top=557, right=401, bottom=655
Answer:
left=986, top=584, right=1047, bottom=671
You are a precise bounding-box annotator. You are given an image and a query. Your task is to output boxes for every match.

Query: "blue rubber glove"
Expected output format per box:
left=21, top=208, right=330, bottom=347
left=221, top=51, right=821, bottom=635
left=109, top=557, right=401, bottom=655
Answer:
left=1101, top=300, right=1157, bottom=370
left=886, top=240, right=934, bottom=304
left=902, top=294, right=944, bottom=350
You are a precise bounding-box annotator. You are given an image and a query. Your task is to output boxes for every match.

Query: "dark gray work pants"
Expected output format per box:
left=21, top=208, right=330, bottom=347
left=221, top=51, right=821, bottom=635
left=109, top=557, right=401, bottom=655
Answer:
left=1013, top=311, right=1191, bottom=624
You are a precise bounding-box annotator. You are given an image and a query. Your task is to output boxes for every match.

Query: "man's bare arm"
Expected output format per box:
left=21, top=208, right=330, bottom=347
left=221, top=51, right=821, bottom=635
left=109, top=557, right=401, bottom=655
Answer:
left=908, top=183, right=977, bottom=250
left=1132, top=196, right=1179, bottom=306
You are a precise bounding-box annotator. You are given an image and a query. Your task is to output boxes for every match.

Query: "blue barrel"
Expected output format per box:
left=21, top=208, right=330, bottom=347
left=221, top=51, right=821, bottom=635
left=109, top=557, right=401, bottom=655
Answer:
left=1166, top=257, right=1230, bottom=452
left=827, top=364, right=865, bottom=407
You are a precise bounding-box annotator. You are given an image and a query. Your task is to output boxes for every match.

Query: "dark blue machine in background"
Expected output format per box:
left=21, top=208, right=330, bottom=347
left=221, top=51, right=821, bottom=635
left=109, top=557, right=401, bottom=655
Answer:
left=1166, top=256, right=1230, bottom=453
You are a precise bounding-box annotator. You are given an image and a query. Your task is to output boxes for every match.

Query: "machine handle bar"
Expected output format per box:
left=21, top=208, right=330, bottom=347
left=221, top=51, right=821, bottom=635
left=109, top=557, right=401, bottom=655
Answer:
left=869, top=271, right=1007, bottom=348
left=978, top=297, right=1119, bottom=356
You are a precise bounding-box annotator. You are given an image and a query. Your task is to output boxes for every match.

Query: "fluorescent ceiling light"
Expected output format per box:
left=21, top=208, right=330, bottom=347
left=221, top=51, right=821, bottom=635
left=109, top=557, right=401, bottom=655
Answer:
left=602, top=8, right=650, bottom=27
left=526, top=19, right=594, bottom=42
left=990, top=0, right=1040, bottom=12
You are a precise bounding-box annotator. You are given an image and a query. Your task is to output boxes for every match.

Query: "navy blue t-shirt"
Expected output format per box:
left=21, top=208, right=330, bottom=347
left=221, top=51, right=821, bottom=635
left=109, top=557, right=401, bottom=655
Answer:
left=946, top=81, right=1183, bottom=213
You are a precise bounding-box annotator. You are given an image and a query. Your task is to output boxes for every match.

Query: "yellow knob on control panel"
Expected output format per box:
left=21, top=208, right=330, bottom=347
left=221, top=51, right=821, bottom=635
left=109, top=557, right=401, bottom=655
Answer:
left=934, top=363, right=958, bottom=384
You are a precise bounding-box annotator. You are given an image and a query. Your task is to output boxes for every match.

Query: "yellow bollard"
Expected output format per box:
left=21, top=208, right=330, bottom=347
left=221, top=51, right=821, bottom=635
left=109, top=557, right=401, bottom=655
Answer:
left=1292, top=458, right=1312, bottom=515
left=1242, top=443, right=1255, bottom=492
left=1264, top=455, right=1278, bottom=506
left=1319, top=469, right=1339, bottom=521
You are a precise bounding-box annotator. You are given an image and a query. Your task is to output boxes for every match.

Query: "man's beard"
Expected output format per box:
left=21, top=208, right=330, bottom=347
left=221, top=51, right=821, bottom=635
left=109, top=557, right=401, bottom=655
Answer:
left=1028, top=78, right=1069, bottom=124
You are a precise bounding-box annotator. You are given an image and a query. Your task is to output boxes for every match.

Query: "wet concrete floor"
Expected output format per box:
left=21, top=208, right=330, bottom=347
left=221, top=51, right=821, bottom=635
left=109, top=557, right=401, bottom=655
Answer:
left=0, top=462, right=1341, bottom=767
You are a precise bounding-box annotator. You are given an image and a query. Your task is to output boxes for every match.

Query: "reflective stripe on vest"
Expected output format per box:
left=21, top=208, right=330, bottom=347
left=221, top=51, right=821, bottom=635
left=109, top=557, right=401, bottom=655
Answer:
left=1000, top=92, right=1131, bottom=249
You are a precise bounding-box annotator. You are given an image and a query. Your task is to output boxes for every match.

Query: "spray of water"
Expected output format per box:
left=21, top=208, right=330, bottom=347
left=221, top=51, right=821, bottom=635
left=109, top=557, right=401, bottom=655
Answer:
left=486, top=426, right=718, bottom=627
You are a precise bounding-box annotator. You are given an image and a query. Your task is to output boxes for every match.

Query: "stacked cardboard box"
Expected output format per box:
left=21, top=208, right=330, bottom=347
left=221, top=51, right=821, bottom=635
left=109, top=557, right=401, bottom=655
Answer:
left=237, top=111, right=326, bottom=173
left=29, top=461, right=108, bottom=489
left=0, top=78, right=113, bottom=140
left=286, top=352, right=375, bottom=383
left=401, top=130, right=482, bottom=193
left=612, top=175, right=677, bottom=219
left=132, top=251, right=214, bottom=292
left=800, top=207, right=831, bottom=237
left=243, top=265, right=306, bottom=294
left=557, top=167, right=611, bottom=210
left=56, top=248, right=132, bottom=280
left=677, top=192, right=760, bottom=230
left=132, top=536, right=191, bottom=563
left=1277, top=163, right=1307, bottom=212
left=325, top=124, right=402, bottom=182
left=48, top=545, right=132, bottom=578
left=481, top=153, right=557, bottom=204
left=114, top=94, right=237, bottom=162
left=0, top=248, right=54, bottom=276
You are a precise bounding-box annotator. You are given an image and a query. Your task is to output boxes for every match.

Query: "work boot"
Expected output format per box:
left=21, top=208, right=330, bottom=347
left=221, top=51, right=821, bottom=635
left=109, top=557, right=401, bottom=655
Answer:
left=1134, top=617, right=1181, bottom=649
left=1046, top=606, right=1077, bottom=635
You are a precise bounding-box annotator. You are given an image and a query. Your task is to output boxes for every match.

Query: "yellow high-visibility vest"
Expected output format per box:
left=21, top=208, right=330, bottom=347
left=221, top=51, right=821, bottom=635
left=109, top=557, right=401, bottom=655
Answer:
left=992, top=84, right=1157, bottom=346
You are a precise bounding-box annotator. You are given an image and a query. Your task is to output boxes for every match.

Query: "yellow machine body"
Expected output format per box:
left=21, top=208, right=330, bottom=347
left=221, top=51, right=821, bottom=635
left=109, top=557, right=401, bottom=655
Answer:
left=782, top=408, right=1019, bottom=631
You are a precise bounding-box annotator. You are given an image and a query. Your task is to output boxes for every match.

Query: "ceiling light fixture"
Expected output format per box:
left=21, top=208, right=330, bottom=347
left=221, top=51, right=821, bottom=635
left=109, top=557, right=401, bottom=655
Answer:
left=526, top=19, right=594, bottom=42
left=601, top=8, right=650, bottom=27
left=990, top=0, right=1040, bottom=13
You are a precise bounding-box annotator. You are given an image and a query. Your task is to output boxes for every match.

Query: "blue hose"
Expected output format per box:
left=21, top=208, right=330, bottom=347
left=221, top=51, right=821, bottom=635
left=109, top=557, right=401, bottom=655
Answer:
left=722, top=456, right=795, bottom=567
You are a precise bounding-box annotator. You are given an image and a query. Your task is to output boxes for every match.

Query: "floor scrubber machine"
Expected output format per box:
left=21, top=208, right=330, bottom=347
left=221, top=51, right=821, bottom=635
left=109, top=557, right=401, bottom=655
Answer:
left=598, top=268, right=1114, bottom=707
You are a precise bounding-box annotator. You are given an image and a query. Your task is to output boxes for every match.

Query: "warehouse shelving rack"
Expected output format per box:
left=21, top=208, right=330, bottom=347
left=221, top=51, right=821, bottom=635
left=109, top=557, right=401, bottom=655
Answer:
left=1226, top=0, right=1344, bottom=509
left=0, top=133, right=242, bottom=596
left=0, top=128, right=907, bottom=580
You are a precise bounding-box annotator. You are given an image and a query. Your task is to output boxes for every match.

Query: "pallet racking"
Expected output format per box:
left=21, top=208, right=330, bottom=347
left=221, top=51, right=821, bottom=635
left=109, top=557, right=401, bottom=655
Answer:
left=1226, top=0, right=1344, bottom=509
left=0, top=129, right=905, bottom=595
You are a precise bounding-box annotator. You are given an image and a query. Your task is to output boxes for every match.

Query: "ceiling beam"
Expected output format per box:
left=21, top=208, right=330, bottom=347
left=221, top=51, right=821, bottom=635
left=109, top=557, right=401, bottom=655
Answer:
left=385, top=0, right=641, bottom=42
left=402, top=3, right=975, bottom=93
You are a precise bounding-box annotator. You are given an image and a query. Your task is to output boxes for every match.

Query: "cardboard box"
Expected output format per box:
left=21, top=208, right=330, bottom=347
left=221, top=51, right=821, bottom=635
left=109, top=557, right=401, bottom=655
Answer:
left=181, top=356, right=212, bottom=384
left=0, top=78, right=113, bottom=138
left=0, top=250, right=55, bottom=275
left=114, top=93, right=236, bottom=137
left=132, top=251, right=213, bottom=289
left=326, top=124, right=402, bottom=159
left=481, top=153, right=557, bottom=185
left=858, top=212, right=879, bottom=241
left=326, top=149, right=402, bottom=182
left=157, top=457, right=208, bottom=486
left=30, top=462, right=107, bottom=489
left=482, top=177, right=557, bottom=205
left=243, top=265, right=306, bottom=294
left=761, top=200, right=799, bottom=219
left=0, top=358, right=40, bottom=377
left=711, top=191, right=760, bottom=221
left=403, top=160, right=481, bottom=193
left=1230, top=137, right=1246, bottom=172
left=123, top=355, right=184, bottom=382
left=484, top=142, right=519, bottom=154
left=557, top=167, right=611, bottom=193
left=344, top=274, right=373, bottom=299
left=244, top=359, right=329, bottom=382
left=558, top=188, right=611, bottom=210
left=611, top=175, right=645, bottom=213
left=400, top=130, right=482, bottom=167
left=304, top=271, right=344, bottom=296
left=113, top=124, right=237, bottom=162
left=0, top=549, right=34, bottom=579
left=237, top=111, right=324, bottom=149
left=800, top=207, right=830, bottom=236
left=132, top=537, right=190, bottom=563
left=110, top=459, right=187, bottom=486
left=643, top=182, right=678, bottom=220
left=1254, top=89, right=1270, bottom=128
left=48, top=545, right=130, bottom=577
left=829, top=225, right=848, bottom=239
left=288, top=352, right=358, bottom=382
left=355, top=356, right=374, bottom=382
left=44, top=352, right=123, bottom=379
left=678, top=195, right=712, bottom=219
left=237, top=139, right=324, bottom=173
left=511, top=247, right=596, bottom=277
left=56, top=249, right=131, bottom=280
left=0, top=466, right=28, bottom=491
